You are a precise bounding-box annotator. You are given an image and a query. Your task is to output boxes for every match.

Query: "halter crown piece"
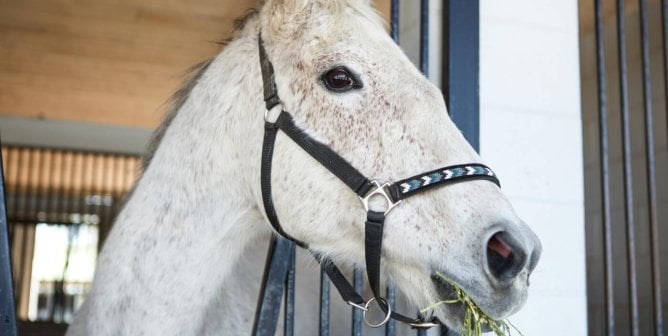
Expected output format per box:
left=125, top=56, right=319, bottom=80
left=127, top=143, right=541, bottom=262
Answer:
left=257, top=35, right=501, bottom=329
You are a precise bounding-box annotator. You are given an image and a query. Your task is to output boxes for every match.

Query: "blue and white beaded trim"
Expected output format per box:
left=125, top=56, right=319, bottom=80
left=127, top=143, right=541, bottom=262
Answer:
left=396, top=164, right=499, bottom=196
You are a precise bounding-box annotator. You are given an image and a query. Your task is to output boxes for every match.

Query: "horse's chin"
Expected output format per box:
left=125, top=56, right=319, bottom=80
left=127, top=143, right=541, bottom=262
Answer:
left=428, top=273, right=501, bottom=333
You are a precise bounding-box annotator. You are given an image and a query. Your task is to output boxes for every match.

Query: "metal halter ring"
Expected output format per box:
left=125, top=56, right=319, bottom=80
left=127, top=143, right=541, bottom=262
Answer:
left=362, top=297, right=392, bottom=328
left=359, top=181, right=401, bottom=215
left=264, top=103, right=283, bottom=123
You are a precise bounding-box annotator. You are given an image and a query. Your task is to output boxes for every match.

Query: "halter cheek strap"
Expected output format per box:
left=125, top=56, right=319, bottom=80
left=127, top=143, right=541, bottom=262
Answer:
left=257, top=35, right=500, bottom=329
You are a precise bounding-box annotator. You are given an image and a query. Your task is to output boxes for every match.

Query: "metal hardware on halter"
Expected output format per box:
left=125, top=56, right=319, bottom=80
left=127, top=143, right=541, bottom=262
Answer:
left=346, top=300, right=368, bottom=312
left=407, top=319, right=441, bottom=329
left=359, top=181, right=401, bottom=215
left=347, top=298, right=394, bottom=328
left=264, top=102, right=283, bottom=123
left=363, top=297, right=392, bottom=328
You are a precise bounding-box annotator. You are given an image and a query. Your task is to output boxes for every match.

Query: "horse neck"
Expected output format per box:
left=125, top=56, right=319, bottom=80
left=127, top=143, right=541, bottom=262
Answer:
left=96, top=26, right=271, bottom=324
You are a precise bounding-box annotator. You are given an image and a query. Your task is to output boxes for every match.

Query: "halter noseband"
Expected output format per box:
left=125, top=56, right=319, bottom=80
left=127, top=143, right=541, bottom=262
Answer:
left=257, top=35, right=500, bottom=329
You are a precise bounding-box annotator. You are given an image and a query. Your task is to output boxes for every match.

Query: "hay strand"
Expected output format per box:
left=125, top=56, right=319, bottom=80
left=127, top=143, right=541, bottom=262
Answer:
left=420, top=273, right=524, bottom=336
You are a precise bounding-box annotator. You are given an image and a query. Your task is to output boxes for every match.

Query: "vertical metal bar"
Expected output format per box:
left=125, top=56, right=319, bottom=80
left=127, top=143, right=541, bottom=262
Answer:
left=74, top=153, right=84, bottom=232
left=420, top=0, right=429, bottom=75
left=252, top=237, right=295, bottom=336
left=616, top=0, right=639, bottom=334
left=61, top=151, right=72, bottom=224
left=385, top=283, right=396, bottom=336
left=59, top=150, right=69, bottom=224
left=442, top=0, right=480, bottom=151
left=53, top=149, right=70, bottom=322
left=0, top=144, right=17, bottom=336
left=24, top=149, right=42, bottom=319
left=83, top=154, right=93, bottom=221
left=663, top=0, right=668, bottom=130
left=319, top=265, right=330, bottom=336
left=48, top=151, right=59, bottom=224
left=284, top=247, right=296, bottom=336
left=351, top=268, right=363, bottom=336
left=2, top=148, right=14, bottom=245
left=110, top=156, right=121, bottom=223
left=19, top=149, right=33, bottom=223
left=594, top=0, right=615, bottom=333
left=100, top=155, right=112, bottom=245
left=40, top=150, right=52, bottom=220
left=3, top=148, right=14, bottom=223
left=16, top=149, right=32, bottom=317
left=391, top=0, right=400, bottom=43
left=28, top=149, right=40, bottom=224
left=639, top=0, right=663, bottom=334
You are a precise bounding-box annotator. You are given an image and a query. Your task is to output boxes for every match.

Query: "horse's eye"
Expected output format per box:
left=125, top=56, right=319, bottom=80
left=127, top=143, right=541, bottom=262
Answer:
left=321, top=67, right=362, bottom=92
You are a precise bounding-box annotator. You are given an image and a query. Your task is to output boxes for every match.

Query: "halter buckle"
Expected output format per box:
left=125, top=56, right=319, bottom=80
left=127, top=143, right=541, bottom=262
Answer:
left=360, top=181, right=401, bottom=215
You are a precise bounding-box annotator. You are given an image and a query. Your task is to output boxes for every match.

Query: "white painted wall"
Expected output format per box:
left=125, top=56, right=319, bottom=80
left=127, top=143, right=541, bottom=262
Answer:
left=479, top=1, right=587, bottom=335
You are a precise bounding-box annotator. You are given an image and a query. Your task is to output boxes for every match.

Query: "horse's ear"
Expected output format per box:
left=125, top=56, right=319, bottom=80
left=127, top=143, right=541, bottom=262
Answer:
left=266, top=0, right=309, bottom=10
left=262, top=0, right=311, bottom=40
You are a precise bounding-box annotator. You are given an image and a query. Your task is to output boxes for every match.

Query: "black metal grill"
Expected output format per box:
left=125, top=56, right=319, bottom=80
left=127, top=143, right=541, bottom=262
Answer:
left=0, top=145, right=140, bottom=332
left=582, top=0, right=668, bottom=335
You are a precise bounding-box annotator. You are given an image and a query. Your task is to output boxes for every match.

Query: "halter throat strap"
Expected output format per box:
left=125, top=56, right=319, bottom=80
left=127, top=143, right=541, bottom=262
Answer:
left=257, top=35, right=500, bottom=329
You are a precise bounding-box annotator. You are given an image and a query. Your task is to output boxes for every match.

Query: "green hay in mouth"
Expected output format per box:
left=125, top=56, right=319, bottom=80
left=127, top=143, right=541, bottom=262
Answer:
left=421, top=273, right=523, bottom=336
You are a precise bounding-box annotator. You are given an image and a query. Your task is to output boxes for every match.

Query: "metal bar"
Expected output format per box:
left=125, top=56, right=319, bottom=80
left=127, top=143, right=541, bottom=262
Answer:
left=83, top=154, right=93, bottom=223
left=0, top=143, right=18, bottom=336
left=10, top=150, right=24, bottom=223
left=420, top=0, right=429, bottom=75
left=639, top=0, right=663, bottom=334
left=385, top=283, right=396, bottom=336
left=46, top=150, right=57, bottom=224
left=3, top=148, right=14, bottom=245
left=70, top=152, right=82, bottom=224
left=594, top=0, right=615, bottom=333
left=284, top=247, right=296, bottom=336
left=663, top=0, right=668, bottom=135
left=103, top=155, right=117, bottom=241
left=15, top=150, right=32, bottom=317
left=442, top=0, right=480, bottom=151
left=61, top=151, right=72, bottom=225
left=391, top=0, right=400, bottom=43
left=616, top=0, right=640, bottom=334
left=58, top=150, right=69, bottom=225
left=19, top=150, right=32, bottom=224
left=27, top=149, right=43, bottom=318
left=351, top=268, right=363, bottom=336
left=319, top=265, right=330, bottom=336
left=27, top=149, right=40, bottom=223
left=252, top=237, right=295, bottom=336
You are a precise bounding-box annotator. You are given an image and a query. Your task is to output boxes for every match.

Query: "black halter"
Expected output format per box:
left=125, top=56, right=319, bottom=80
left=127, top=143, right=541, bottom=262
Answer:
left=257, top=35, right=500, bottom=329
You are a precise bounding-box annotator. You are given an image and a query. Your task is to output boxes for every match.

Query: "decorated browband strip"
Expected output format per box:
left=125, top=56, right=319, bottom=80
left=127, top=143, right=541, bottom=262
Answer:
left=389, top=164, right=500, bottom=201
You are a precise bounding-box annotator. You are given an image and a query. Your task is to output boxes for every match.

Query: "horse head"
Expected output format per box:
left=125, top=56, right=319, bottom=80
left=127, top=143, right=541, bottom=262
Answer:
left=256, top=0, right=542, bottom=331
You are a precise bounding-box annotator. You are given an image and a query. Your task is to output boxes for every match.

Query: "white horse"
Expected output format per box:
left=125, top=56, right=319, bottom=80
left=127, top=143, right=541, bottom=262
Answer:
left=67, top=0, right=542, bottom=334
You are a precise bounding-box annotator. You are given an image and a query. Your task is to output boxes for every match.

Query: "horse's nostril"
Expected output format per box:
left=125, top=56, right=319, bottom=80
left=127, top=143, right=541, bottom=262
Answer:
left=486, top=232, right=523, bottom=282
